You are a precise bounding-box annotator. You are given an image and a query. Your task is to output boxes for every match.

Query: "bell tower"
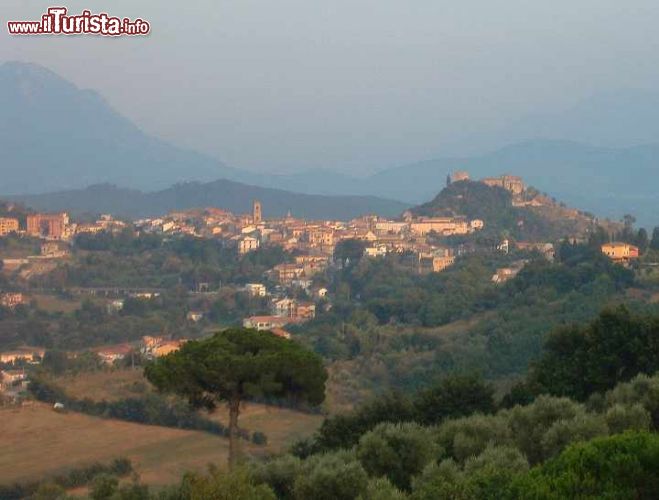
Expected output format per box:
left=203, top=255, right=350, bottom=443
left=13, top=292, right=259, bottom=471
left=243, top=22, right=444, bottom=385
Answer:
left=253, top=200, right=262, bottom=224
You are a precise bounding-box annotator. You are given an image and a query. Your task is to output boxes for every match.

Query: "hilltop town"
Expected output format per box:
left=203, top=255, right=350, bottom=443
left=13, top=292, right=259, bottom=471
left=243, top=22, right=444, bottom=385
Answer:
left=0, top=173, right=645, bottom=371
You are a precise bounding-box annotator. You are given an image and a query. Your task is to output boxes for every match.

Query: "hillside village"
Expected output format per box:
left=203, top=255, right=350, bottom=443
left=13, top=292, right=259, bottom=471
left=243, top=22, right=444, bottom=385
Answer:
left=0, top=172, right=650, bottom=402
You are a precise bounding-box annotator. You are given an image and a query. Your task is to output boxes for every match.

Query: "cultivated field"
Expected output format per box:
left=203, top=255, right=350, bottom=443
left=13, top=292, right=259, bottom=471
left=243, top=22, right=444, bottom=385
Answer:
left=4, top=370, right=324, bottom=488
left=0, top=403, right=233, bottom=486
left=1, top=401, right=322, bottom=489
left=53, top=368, right=324, bottom=452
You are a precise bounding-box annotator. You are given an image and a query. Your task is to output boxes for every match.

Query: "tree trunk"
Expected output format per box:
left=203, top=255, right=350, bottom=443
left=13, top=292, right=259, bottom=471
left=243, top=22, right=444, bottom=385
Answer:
left=228, top=395, right=241, bottom=468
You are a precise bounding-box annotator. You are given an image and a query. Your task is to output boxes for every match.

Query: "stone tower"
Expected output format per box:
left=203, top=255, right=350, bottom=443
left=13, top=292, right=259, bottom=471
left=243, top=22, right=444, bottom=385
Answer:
left=253, top=200, right=262, bottom=224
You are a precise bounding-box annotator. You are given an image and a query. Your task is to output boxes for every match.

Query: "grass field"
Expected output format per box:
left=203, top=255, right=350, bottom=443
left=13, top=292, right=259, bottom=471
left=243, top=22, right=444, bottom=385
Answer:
left=54, top=369, right=150, bottom=402
left=0, top=403, right=233, bottom=487
left=7, top=369, right=324, bottom=488
left=53, top=369, right=324, bottom=452
left=32, top=293, right=83, bottom=314
left=1, top=399, right=322, bottom=489
left=207, top=403, right=323, bottom=452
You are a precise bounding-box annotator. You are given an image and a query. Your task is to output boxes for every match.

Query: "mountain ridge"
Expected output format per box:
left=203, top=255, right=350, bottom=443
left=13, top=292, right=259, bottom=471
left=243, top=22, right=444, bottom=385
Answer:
left=7, top=179, right=409, bottom=220
left=2, top=61, right=658, bottom=226
left=0, top=61, right=247, bottom=194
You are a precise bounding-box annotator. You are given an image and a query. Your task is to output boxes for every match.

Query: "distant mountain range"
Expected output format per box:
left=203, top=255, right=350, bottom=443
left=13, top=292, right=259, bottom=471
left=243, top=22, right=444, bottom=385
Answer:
left=1, top=61, right=658, bottom=226
left=431, top=89, right=659, bottom=157
left=9, top=181, right=409, bottom=220
left=250, top=140, right=659, bottom=227
left=0, top=61, right=250, bottom=194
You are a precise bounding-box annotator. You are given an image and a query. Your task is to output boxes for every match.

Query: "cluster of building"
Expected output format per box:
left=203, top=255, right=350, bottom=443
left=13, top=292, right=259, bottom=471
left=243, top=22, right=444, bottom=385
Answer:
left=0, top=213, right=129, bottom=279
left=140, top=336, right=186, bottom=359
left=0, top=368, right=29, bottom=403
left=0, top=212, right=127, bottom=241
left=0, top=292, right=28, bottom=309
left=0, top=347, right=45, bottom=365
left=0, top=337, right=186, bottom=378
left=241, top=283, right=319, bottom=334
left=68, top=335, right=187, bottom=365
left=0, top=347, right=45, bottom=402
left=134, top=200, right=485, bottom=279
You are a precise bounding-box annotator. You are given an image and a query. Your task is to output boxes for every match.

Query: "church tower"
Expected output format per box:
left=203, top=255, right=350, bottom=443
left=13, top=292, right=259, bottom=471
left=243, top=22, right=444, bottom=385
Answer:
left=253, top=200, right=262, bottom=224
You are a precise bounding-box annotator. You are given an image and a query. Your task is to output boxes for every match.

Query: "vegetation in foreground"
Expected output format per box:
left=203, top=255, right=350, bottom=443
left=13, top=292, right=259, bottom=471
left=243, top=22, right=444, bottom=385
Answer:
left=11, top=308, right=659, bottom=499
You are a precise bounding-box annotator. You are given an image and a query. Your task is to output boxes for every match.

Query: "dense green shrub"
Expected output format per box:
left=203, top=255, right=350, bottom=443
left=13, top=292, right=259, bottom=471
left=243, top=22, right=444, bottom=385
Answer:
left=436, top=414, right=512, bottom=463
left=252, top=454, right=302, bottom=500
left=357, top=477, right=407, bottom=500
left=411, top=460, right=471, bottom=500
left=356, top=423, right=439, bottom=491
left=293, top=450, right=369, bottom=500
left=0, top=458, right=132, bottom=500
left=462, top=445, right=529, bottom=499
left=510, top=432, right=659, bottom=499
left=413, top=374, right=495, bottom=425
left=500, top=395, right=585, bottom=464
left=604, top=373, right=659, bottom=429
left=604, top=403, right=651, bottom=434
left=528, top=306, right=659, bottom=400
left=310, top=391, right=415, bottom=452
left=303, top=375, right=494, bottom=455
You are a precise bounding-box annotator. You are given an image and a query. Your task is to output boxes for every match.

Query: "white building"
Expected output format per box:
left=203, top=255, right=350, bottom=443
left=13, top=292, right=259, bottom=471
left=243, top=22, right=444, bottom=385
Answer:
left=237, top=235, right=260, bottom=254
left=245, top=283, right=267, bottom=297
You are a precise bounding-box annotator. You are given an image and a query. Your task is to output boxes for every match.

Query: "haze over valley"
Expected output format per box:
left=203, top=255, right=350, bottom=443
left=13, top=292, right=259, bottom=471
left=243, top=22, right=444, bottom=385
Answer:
left=1, top=61, right=658, bottom=225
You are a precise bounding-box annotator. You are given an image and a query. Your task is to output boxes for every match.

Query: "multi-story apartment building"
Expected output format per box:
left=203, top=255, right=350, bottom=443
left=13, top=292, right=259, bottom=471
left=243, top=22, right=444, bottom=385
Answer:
left=0, top=217, right=19, bottom=236
left=236, top=235, right=260, bottom=254
left=294, top=255, right=329, bottom=275
left=26, top=213, right=69, bottom=240
left=374, top=221, right=408, bottom=234
left=271, top=263, right=305, bottom=284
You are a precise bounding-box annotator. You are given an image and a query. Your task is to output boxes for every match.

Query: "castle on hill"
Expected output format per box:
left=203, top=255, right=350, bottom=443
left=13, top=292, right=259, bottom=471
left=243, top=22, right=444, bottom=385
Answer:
left=448, top=171, right=525, bottom=196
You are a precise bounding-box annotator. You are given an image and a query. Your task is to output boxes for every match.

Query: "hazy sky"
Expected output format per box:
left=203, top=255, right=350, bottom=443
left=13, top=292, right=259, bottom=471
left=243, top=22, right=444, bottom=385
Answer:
left=3, top=1, right=659, bottom=174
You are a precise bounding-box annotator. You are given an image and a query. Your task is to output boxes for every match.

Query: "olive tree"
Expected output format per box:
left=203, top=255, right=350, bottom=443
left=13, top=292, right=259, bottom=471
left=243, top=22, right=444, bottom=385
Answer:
left=357, top=422, right=439, bottom=491
left=293, top=450, right=369, bottom=500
